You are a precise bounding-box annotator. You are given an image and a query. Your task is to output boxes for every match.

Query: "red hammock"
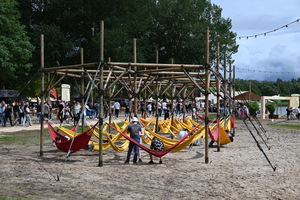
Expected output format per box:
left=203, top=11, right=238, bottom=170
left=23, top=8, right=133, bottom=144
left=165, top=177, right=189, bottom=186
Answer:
left=45, top=120, right=98, bottom=153
left=106, top=122, right=203, bottom=157
left=196, top=113, right=219, bottom=123
left=231, top=114, right=235, bottom=128
left=208, top=124, right=232, bottom=145
left=208, top=125, right=218, bottom=141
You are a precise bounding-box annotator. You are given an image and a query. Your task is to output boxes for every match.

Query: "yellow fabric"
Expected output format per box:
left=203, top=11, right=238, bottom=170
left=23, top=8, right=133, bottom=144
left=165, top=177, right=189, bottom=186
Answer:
left=145, top=126, right=205, bottom=151
left=171, top=118, right=181, bottom=131
left=184, top=116, right=194, bottom=127
left=219, top=127, right=232, bottom=145
left=87, top=125, right=130, bottom=152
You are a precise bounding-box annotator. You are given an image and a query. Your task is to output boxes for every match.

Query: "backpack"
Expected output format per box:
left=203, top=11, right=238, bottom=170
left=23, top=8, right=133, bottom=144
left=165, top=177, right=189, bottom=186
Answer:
left=151, top=137, right=164, bottom=151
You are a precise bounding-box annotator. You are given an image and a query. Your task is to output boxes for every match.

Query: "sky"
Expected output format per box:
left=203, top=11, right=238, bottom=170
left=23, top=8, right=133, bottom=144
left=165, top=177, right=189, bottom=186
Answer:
left=210, top=0, right=300, bottom=81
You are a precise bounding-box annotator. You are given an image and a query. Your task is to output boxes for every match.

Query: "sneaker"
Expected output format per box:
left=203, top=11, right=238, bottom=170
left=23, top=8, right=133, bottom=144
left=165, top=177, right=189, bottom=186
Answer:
left=133, top=162, right=138, bottom=165
left=148, top=160, right=154, bottom=164
left=138, top=158, right=143, bottom=163
left=124, top=161, right=129, bottom=164
left=159, top=160, right=163, bottom=164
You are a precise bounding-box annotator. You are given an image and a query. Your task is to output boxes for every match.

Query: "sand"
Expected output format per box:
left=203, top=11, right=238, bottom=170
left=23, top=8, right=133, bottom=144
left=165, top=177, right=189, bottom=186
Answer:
left=0, top=118, right=300, bottom=200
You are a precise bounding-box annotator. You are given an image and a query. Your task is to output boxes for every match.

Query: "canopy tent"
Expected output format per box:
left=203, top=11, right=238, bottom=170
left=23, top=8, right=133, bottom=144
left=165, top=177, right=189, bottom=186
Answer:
left=235, top=91, right=261, bottom=101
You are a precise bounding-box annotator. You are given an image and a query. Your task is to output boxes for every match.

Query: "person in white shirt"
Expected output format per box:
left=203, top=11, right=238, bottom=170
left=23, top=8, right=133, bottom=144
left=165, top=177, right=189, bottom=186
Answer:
left=113, top=101, right=121, bottom=118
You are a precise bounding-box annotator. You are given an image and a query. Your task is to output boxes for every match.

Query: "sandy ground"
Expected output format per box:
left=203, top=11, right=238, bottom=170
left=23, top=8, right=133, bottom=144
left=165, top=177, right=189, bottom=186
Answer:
left=0, top=117, right=300, bottom=200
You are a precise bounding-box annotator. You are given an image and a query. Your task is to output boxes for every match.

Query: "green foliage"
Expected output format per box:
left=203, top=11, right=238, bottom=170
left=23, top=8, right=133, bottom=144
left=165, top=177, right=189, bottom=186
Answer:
left=266, top=123, right=300, bottom=130
left=246, top=101, right=259, bottom=116
left=0, top=0, right=34, bottom=90
left=18, top=0, right=237, bottom=65
left=235, top=78, right=300, bottom=97
left=0, top=129, right=51, bottom=145
left=266, top=103, right=276, bottom=115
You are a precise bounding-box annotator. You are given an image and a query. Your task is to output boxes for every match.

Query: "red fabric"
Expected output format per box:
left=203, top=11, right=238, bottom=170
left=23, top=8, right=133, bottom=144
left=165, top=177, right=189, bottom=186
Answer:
left=208, top=125, right=218, bottom=141
left=45, top=120, right=97, bottom=153
left=231, top=114, right=235, bottom=128
left=106, top=122, right=203, bottom=157
left=196, top=113, right=218, bottom=123
left=49, top=88, right=57, bottom=99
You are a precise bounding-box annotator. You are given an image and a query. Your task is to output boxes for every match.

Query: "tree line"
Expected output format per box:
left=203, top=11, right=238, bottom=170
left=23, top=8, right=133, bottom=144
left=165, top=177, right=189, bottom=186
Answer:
left=235, top=78, right=300, bottom=97
left=1, top=0, right=238, bottom=98
left=5, top=0, right=298, bottom=100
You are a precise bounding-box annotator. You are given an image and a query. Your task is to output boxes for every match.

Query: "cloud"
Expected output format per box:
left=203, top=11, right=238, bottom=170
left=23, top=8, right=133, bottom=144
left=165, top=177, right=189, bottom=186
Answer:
left=212, top=0, right=300, bottom=81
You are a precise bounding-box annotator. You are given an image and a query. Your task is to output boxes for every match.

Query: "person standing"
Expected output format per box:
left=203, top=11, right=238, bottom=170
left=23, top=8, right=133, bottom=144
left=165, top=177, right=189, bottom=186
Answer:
left=148, top=137, right=164, bottom=164
left=23, top=104, right=32, bottom=126
left=124, top=117, right=143, bottom=165
left=73, top=101, right=81, bottom=126
left=4, top=103, right=13, bottom=127
left=286, top=107, right=293, bottom=120
left=1, top=101, right=7, bottom=126
left=35, top=102, right=42, bottom=124
left=113, top=101, right=121, bottom=118
left=0, top=104, right=3, bottom=125
left=44, top=102, right=50, bottom=119
left=57, top=100, right=64, bottom=124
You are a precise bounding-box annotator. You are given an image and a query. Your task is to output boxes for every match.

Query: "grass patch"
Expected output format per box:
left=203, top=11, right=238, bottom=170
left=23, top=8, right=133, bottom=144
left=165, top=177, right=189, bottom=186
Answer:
left=0, top=129, right=51, bottom=145
left=267, top=123, right=300, bottom=130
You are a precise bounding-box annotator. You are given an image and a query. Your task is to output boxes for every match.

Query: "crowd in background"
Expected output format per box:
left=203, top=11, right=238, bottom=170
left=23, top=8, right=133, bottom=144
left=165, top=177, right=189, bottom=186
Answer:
left=1, top=98, right=240, bottom=128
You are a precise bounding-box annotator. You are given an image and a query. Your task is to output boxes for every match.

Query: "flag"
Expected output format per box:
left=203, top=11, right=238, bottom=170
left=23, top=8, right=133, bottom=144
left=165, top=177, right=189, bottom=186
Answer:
left=50, top=88, right=57, bottom=99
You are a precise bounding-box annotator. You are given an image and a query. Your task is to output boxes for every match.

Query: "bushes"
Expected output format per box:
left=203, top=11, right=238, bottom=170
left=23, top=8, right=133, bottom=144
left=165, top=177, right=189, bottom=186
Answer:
left=266, top=103, right=276, bottom=115
left=246, top=101, right=259, bottom=116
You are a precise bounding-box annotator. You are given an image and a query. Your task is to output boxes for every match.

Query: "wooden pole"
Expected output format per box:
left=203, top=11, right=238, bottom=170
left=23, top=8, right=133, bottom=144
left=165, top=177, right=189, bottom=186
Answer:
left=133, top=38, right=138, bottom=117
left=204, top=28, right=210, bottom=164
left=40, top=34, right=45, bottom=157
left=232, top=65, right=236, bottom=135
left=216, top=43, right=221, bottom=152
left=108, top=57, right=112, bottom=134
left=98, top=21, right=104, bottom=167
left=81, top=48, right=85, bottom=133
left=223, top=53, right=227, bottom=118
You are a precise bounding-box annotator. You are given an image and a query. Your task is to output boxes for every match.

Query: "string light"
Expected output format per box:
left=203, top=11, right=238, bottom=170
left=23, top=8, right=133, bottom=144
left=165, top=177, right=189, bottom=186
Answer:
left=237, top=18, right=300, bottom=40
left=236, top=67, right=297, bottom=74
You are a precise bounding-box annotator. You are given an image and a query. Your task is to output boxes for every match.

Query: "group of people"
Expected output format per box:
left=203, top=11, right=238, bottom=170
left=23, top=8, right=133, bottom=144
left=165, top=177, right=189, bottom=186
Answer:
left=124, top=117, right=164, bottom=165
left=0, top=101, right=33, bottom=127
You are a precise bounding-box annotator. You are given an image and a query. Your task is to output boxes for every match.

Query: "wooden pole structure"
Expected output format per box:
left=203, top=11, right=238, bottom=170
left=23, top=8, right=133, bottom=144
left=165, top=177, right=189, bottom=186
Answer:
left=223, top=53, right=227, bottom=118
left=232, top=65, right=236, bottom=135
left=98, top=21, right=104, bottom=167
left=229, top=60, right=233, bottom=132
left=133, top=38, right=138, bottom=117
left=216, top=43, right=221, bottom=152
left=40, top=34, right=45, bottom=157
left=108, top=57, right=112, bottom=134
left=204, top=28, right=210, bottom=164
left=155, top=77, right=159, bottom=133
left=155, top=50, right=159, bottom=133
left=81, top=48, right=85, bottom=133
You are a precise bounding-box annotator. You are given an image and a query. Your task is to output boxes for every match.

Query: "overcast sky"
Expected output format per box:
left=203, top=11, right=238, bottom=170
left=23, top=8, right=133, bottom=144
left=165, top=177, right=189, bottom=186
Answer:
left=211, top=0, right=300, bottom=81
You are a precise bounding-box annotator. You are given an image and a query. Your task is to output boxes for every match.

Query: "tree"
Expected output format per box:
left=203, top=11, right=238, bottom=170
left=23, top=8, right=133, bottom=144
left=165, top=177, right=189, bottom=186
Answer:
left=0, top=0, right=34, bottom=90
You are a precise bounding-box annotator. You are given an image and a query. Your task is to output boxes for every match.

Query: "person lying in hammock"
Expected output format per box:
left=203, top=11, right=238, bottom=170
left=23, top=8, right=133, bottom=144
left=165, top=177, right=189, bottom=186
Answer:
left=55, top=135, right=93, bottom=150
left=149, top=137, right=164, bottom=164
left=55, top=135, right=69, bottom=143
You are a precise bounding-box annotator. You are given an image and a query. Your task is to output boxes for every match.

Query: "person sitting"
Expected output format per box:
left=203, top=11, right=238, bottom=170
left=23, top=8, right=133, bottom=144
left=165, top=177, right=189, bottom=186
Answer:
left=149, top=137, right=164, bottom=164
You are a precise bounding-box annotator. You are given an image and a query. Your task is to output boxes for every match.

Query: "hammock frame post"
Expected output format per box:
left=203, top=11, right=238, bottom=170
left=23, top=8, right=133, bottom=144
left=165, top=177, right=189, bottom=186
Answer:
left=98, top=20, right=105, bottom=167
left=216, top=42, right=221, bottom=152
left=204, top=28, right=210, bottom=164
left=40, top=34, right=45, bottom=157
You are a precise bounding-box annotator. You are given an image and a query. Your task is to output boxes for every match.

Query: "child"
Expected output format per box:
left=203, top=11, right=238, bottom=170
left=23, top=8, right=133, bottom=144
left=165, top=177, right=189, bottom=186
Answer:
left=149, top=137, right=164, bottom=164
